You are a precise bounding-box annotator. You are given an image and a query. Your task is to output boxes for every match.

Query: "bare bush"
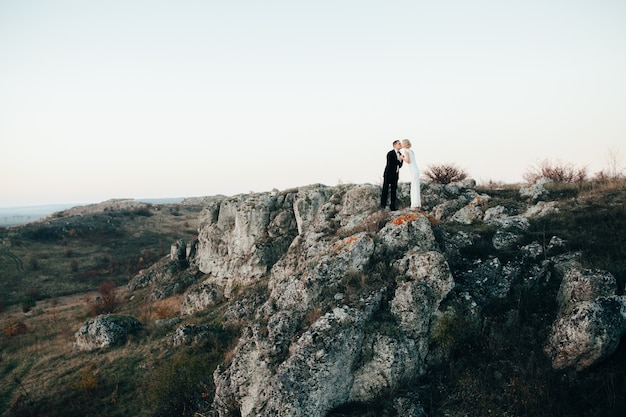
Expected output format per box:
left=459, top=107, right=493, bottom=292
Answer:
left=424, top=163, right=468, bottom=184
left=21, top=297, right=36, bottom=313
left=89, top=280, right=119, bottom=316
left=3, top=319, right=28, bottom=336
left=605, top=148, right=623, bottom=179
left=524, top=159, right=587, bottom=183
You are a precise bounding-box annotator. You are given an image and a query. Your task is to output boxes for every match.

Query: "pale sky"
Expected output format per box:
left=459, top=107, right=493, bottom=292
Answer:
left=1, top=0, right=625, bottom=207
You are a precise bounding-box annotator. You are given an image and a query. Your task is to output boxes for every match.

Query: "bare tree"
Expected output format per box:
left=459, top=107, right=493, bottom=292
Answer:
left=605, top=148, right=623, bottom=179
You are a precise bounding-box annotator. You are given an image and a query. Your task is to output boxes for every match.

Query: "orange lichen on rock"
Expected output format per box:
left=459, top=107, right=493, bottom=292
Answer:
left=332, top=235, right=370, bottom=253
left=391, top=213, right=420, bottom=225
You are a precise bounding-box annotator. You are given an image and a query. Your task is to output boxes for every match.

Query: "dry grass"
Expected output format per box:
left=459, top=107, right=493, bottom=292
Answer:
left=0, top=287, right=175, bottom=416
left=138, top=294, right=185, bottom=323
left=577, top=177, right=626, bottom=200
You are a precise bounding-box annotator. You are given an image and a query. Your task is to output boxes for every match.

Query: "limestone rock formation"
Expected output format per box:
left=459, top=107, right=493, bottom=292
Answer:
left=125, top=180, right=624, bottom=416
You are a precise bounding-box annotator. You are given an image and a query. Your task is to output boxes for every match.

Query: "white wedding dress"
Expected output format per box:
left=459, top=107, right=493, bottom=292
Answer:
left=403, top=148, right=421, bottom=208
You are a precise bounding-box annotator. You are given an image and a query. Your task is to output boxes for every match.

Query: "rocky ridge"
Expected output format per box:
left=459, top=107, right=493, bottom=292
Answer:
left=125, top=179, right=625, bottom=417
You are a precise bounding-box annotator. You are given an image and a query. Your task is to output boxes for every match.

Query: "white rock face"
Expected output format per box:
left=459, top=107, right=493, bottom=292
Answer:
left=195, top=191, right=298, bottom=296
left=201, top=185, right=457, bottom=417
left=391, top=251, right=455, bottom=340
left=350, top=334, right=419, bottom=402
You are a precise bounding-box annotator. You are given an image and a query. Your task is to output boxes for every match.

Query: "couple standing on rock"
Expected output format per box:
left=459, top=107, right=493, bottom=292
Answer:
left=381, top=139, right=421, bottom=211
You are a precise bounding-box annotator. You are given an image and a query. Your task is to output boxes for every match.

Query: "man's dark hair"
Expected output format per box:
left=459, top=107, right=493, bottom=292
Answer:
left=392, top=140, right=400, bottom=145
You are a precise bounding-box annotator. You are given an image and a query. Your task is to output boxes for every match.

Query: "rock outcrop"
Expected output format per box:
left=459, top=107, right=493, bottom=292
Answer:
left=127, top=179, right=624, bottom=416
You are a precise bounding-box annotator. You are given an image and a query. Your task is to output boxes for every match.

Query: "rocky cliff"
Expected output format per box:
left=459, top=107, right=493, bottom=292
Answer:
left=130, top=180, right=626, bottom=417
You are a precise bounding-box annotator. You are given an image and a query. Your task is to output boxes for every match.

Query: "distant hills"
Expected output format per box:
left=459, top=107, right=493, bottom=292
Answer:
left=0, top=204, right=76, bottom=227
left=0, top=198, right=185, bottom=227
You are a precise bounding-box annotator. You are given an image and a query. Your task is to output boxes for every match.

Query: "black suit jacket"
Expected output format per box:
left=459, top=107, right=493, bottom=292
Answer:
left=383, top=149, right=403, bottom=181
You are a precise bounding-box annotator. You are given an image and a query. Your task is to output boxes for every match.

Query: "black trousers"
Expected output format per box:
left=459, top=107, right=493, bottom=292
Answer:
left=381, top=176, right=399, bottom=210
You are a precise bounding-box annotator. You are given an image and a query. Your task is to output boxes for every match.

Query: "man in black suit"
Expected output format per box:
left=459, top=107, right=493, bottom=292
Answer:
left=381, top=140, right=404, bottom=210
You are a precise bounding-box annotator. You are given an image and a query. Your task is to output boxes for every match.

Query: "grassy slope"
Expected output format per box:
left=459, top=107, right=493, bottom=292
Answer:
left=0, top=204, right=202, bottom=307
left=0, top=202, right=214, bottom=417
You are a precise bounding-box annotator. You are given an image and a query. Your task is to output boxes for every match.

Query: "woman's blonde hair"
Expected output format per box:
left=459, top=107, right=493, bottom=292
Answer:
left=402, top=139, right=412, bottom=148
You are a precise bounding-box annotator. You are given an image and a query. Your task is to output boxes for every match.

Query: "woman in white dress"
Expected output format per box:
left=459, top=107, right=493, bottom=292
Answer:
left=401, top=139, right=421, bottom=209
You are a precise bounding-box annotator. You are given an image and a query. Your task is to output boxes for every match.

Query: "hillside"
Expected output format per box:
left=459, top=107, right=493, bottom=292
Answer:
left=1, top=179, right=625, bottom=417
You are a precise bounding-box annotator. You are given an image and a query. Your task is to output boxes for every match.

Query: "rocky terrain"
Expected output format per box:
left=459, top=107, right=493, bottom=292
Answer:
left=2, top=179, right=625, bottom=417
left=131, top=179, right=626, bottom=416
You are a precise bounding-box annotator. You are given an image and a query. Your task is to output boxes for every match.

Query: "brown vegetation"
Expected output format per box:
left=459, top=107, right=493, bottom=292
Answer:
left=423, top=163, right=468, bottom=184
left=88, top=280, right=119, bottom=316
left=523, top=159, right=588, bottom=183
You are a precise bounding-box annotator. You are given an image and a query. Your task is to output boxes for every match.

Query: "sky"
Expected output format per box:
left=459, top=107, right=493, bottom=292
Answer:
left=1, top=0, right=625, bottom=207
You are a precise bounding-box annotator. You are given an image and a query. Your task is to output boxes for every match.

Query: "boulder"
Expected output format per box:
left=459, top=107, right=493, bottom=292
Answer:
left=545, top=296, right=626, bottom=370
left=545, top=262, right=625, bottom=371
left=484, top=205, right=529, bottom=230
left=74, top=315, right=142, bottom=351
left=557, top=268, right=618, bottom=309
left=524, top=200, right=558, bottom=218
left=170, top=239, right=187, bottom=262
left=181, top=279, right=225, bottom=315
left=171, top=324, right=212, bottom=346
left=450, top=195, right=490, bottom=224
left=520, top=178, right=551, bottom=201
left=455, top=258, right=518, bottom=304
left=492, top=229, right=523, bottom=250
left=391, top=251, right=455, bottom=340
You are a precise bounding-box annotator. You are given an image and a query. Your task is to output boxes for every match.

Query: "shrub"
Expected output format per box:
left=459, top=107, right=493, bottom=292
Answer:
left=424, top=163, right=468, bottom=184
left=24, top=288, right=42, bottom=301
left=524, top=159, right=587, bottom=183
left=3, top=319, right=28, bottom=336
left=431, top=310, right=480, bottom=354
left=20, top=297, right=36, bottom=313
left=89, top=280, right=119, bottom=316
left=604, top=147, right=624, bottom=179
left=128, top=206, right=153, bottom=217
